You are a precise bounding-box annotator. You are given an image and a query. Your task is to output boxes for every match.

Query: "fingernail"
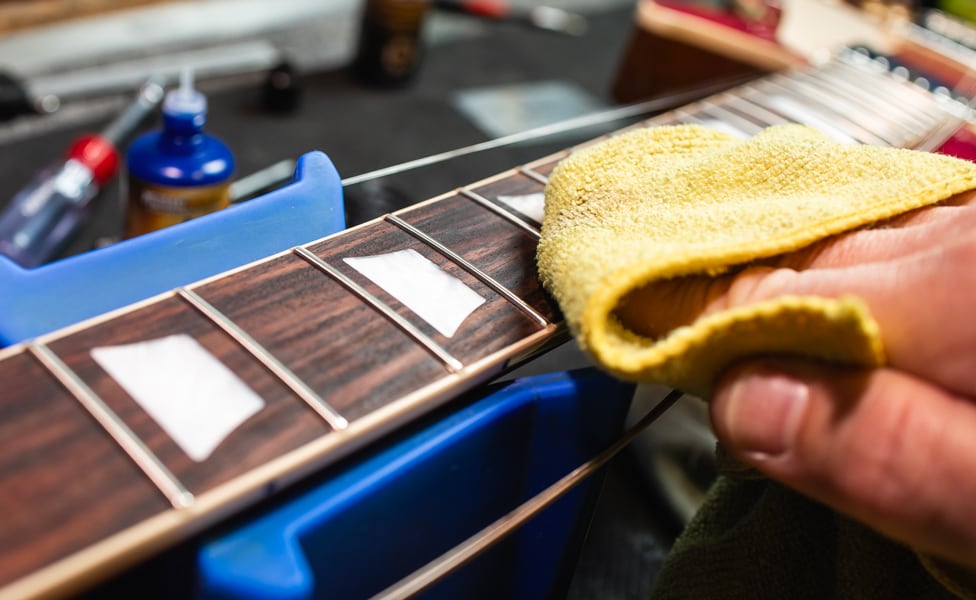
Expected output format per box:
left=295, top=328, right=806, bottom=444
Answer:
left=715, top=368, right=809, bottom=458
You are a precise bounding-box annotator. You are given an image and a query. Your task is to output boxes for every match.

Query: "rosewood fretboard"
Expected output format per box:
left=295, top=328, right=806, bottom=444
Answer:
left=1, top=49, right=973, bottom=599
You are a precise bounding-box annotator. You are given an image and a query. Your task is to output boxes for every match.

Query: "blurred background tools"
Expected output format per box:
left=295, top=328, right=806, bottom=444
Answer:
left=0, top=40, right=283, bottom=121
left=0, top=74, right=164, bottom=267
left=433, top=0, right=589, bottom=35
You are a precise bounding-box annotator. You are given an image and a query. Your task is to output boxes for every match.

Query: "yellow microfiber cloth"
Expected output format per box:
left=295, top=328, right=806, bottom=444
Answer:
left=538, top=123, right=976, bottom=599
left=538, top=123, right=976, bottom=397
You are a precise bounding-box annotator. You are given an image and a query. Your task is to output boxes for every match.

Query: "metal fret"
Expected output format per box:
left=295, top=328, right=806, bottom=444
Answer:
left=808, top=61, right=933, bottom=134
left=817, top=70, right=943, bottom=142
left=672, top=108, right=706, bottom=125
left=674, top=107, right=751, bottom=138
left=27, top=342, right=195, bottom=509
left=789, top=69, right=931, bottom=139
left=716, top=93, right=791, bottom=128
left=646, top=112, right=684, bottom=126
left=458, top=187, right=541, bottom=238
left=829, top=56, right=945, bottom=120
left=698, top=101, right=764, bottom=135
left=177, top=288, right=349, bottom=431
left=807, top=59, right=970, bottom=150
left=764, top=75, right=899, bottom=145
left=741, top=87, right=859, bottom=143
left=517, top=166, right=549, bottom=186
left=846, top=50, right=958, bottom=109
left=384, top=214, right=549, bottom=327
left=748, top=81, right=876, bottom=144
left=291, top=246, right=464, bottom=373
left=913, top=112, right=969, bottom=153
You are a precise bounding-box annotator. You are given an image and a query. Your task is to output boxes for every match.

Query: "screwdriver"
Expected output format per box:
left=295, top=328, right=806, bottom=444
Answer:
left=0, top=74, right=165, bottom=268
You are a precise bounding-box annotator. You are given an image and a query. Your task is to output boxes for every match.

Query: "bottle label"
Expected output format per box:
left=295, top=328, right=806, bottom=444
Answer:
left=126, top=177, right=231, bottom=238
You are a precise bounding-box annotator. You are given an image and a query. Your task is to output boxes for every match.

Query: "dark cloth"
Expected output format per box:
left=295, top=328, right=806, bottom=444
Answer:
left=650, top=471, right=965, bottom=599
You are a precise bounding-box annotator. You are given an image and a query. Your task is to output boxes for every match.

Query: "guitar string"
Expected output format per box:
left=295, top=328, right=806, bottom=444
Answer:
left=372, top=388, right=685, bottom=600
left=337, top=75, right=759, bottom=188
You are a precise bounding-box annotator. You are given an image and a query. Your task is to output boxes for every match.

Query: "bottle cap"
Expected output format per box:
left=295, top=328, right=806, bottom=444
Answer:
left=163, top=68, right=207, bottom=119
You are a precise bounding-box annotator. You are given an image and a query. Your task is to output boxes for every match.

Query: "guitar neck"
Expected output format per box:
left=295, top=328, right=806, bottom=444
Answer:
left=2, top=50, right=973, bottom=599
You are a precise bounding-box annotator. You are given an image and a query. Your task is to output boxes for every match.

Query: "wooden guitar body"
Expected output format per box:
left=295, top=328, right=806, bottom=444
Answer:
left=612, top=0, right=803, bottom=103
left=611, top=0, right=976, bottom=103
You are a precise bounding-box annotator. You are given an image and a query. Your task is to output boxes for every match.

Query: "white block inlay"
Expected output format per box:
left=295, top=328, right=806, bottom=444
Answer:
left=343, top=248, right=487, bottom=337
left=91, top=334, right=265, bottom=462
left=497, top=192, right=546, bottom=223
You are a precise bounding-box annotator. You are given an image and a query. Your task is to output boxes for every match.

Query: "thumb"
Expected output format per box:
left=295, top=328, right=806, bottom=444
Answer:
left=710, top=359, right=976, bottom=569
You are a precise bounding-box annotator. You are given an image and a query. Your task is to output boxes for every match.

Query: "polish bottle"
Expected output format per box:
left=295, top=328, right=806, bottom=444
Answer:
left=124, top=69, right=234, bottom=238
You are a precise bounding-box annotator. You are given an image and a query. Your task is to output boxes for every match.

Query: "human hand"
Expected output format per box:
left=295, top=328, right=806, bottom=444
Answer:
left=619, top=190, right=976, bottom=568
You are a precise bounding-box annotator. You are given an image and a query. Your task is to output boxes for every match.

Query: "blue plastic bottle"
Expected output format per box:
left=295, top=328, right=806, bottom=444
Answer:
left=125, top=69, right=234, bottom=238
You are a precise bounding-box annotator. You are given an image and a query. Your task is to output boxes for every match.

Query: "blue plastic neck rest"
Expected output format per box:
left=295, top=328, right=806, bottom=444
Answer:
left=0, top=151, right=345, bottom=347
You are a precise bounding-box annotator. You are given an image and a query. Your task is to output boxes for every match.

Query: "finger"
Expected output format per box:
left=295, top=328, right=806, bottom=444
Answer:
left=767, top=190, right=976, bottom=270
left=618, top=236, right=976, bottom=395
left=618, top=192, right=976, bottom=336
left=710, top=358, right=976, bottom=568
left=773, top=203, right=976, bottom=270
left=880, top=189, right=976, bottom=228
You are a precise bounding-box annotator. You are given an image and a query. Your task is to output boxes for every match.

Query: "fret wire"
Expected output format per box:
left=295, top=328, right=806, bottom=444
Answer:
left=789, top=69, right=931, bottom=138
left=803, top=61, right=946, bottom=135
left=798, top=75, right=927, bottom=143
left=718, top=93, right=791, bottom=128
left=516, top=165, right=549, bottom=186
left=752, top=79, right=888, bottom=145
left=833, top=51, right=975, bottom=148
left=813, top=62, right=964, bottom=148
left=291, top=246, right=464, bottom=373
left=646, top=113, right=683, bottom=126
left=177, top=288, right=349, bottom=431
left=738, top=87, right=859, bottom=144
left=384, top=214, right=549, bottom=328
left=816, top=64, right=945, bottom=134
left=27, top=342, right=195, bottom=509
left=829, top=58, right=943, bottom=119
left=372, top=388, right=685, bottom=600
left=458, top=187, right=541, bottom=238
left=673, top=108, right=705, bottom=125
left=765, top=75, right=901, bottom=146
left=698, top=101, right=764, bottom=135
left=913, top=113, right=969, bottom=152
left=687, top=108, right=758, bottom=138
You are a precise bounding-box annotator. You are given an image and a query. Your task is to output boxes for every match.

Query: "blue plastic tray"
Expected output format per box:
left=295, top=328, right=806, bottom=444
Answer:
left=0, top=151, right=344, bottom=346
left=196, top=368, right=634, bottom=600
